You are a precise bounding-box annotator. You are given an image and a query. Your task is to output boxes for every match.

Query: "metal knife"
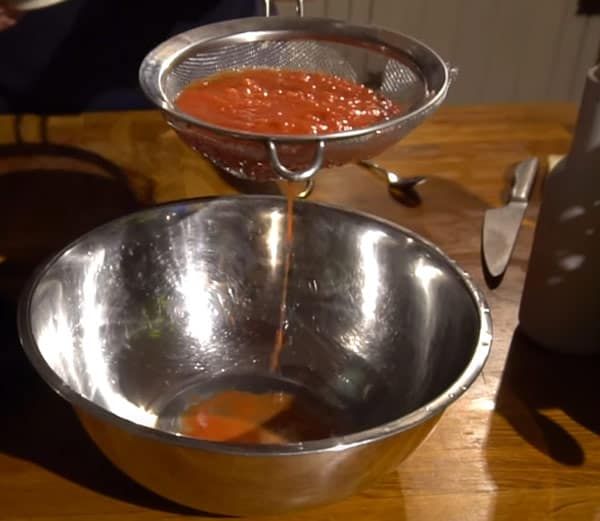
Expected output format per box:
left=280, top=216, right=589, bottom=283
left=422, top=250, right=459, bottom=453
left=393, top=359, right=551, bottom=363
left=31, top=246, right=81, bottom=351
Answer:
left=482, top=157, right=538, bottom=279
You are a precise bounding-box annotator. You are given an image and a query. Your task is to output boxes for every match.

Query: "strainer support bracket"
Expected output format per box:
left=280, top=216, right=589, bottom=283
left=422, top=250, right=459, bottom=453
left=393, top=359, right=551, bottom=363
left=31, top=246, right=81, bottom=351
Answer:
left=267, top=139, right=325, bottom=182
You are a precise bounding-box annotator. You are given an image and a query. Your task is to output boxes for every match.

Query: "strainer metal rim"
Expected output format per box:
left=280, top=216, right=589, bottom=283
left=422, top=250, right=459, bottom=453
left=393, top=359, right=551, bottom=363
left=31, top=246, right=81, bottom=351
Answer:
left=139, top=16, right=451, bottom=143
left=18, top=195, right=492, bottom=457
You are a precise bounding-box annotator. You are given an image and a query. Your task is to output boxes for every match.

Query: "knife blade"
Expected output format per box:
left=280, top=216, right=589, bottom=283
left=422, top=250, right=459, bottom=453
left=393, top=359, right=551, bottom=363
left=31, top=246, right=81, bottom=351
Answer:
left=482, top=157, right=538, bottom=279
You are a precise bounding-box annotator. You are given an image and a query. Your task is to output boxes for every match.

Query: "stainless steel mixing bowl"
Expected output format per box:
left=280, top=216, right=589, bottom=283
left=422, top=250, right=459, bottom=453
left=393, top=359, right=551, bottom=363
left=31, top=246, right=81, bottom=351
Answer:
left=18, top=196, right=492, bottom=515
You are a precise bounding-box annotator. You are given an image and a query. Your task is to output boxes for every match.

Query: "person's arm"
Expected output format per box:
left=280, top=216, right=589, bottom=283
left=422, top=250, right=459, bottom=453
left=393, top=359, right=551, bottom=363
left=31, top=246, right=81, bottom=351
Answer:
left=0, top=3, right=22, bottom=30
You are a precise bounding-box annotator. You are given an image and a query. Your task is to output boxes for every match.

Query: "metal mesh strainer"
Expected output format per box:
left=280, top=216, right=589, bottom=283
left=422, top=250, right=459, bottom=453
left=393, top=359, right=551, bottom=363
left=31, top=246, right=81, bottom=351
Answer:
left=139, top=6, right=452, bottom=182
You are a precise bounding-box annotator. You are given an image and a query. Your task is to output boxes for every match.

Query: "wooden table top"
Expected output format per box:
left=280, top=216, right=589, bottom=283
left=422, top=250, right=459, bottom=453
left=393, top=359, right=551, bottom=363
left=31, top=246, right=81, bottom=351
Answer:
left=0, top=104, right=598, bottom=521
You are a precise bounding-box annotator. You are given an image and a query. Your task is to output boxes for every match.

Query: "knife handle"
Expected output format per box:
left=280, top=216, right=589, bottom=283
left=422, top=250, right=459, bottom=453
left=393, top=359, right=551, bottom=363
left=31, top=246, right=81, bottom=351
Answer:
left=511, top=157, right=538, bottom=202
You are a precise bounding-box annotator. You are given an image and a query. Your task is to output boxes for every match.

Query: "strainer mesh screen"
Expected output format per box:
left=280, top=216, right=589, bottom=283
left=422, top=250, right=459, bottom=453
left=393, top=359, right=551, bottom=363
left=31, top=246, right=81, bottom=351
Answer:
left=141, top=22, right=448, bottom=181
left=162, top=39, right=424, bottom=111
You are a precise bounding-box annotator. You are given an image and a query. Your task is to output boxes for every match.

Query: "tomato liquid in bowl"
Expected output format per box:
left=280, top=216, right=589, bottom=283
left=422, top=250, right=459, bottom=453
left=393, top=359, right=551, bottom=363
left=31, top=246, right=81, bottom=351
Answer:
left=153, top=372, right=369, bottom=445
left=173, top=68, right=405, bottom=181
left=179, top=390, right=339, bottom=444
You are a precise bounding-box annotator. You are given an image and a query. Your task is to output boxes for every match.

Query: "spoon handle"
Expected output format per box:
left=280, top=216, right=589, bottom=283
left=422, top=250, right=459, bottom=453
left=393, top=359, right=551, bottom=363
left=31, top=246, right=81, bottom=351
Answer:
left=358, top=159, right=427, bottom=188
left=357, top=159, right=393, bottom=180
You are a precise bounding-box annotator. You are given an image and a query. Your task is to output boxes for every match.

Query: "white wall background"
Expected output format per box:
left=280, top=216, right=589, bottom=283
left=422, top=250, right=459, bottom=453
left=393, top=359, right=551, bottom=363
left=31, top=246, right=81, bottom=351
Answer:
left=276, top=0, right=600, bottom=105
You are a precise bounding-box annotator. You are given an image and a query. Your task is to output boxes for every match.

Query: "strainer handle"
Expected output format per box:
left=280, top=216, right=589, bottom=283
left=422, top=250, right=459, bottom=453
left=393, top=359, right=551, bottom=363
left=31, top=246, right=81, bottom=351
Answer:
left=264, top=0, right=304, bottom=17
left=267, top=140, right=325, bottom=182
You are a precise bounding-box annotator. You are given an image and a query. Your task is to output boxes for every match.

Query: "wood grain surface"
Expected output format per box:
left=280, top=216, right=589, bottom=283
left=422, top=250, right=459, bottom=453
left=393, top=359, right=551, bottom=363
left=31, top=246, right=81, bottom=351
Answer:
left=0, top=104, right=598, bottom=521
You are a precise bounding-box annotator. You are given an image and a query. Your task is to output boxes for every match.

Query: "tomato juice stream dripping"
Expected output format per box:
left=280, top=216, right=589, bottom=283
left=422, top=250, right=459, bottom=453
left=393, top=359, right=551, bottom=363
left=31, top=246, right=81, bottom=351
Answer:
left=174, top=181, right=322, bottom=444
left=171, top=68, right=407, bottom=443
left=270, top=181, right=297, bottom=372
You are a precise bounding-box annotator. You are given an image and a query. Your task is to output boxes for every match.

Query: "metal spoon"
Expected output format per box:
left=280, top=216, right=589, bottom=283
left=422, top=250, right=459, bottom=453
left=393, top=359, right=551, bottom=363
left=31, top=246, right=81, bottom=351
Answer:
left=358, top=159, right=427, bottom=207
left=358, top=160, right=427, bottom=192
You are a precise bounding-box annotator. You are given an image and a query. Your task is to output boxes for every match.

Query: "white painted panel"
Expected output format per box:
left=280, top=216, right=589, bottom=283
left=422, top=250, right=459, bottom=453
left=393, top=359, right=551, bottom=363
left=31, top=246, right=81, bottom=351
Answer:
left=323, top=0, right=350, bottom=21
left=275, top=1, right=297, bottom=16
left=303, top=0, right=327, bottom=17
left=480, top=0, right=538, bottom=102
left=547, top=0, right=588, bottom=101
left=571, top=15, right=600, bottom=102
left=274, top=0, right=600, bottom=103
left=348, top=0, right=371, bottom=25
left=419, top=0, right=460, bottom=59
left=449, top=0, right=497, bottom=104
left=371, top=0, right=425, bottom=36
left=275, top=1, right=326, bottom=17
left=514, top=0, right=567, bottom=102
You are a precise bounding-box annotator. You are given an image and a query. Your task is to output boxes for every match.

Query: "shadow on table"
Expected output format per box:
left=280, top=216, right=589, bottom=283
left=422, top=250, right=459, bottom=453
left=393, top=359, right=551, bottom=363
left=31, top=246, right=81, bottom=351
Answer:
left=491, top=329, right=599, bottom=467
left=0, top=140, right=154, bottom=300
left=0, top=298, right=202, bottom=516
left=0, top=140, right=205, bottom=515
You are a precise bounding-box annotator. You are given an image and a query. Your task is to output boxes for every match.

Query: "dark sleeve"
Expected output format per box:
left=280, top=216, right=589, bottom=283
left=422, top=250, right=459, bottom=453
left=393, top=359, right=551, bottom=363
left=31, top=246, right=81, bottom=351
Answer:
left=578, top=0, right=600, bottom=14
left=0, top=0, right=265, bottom=114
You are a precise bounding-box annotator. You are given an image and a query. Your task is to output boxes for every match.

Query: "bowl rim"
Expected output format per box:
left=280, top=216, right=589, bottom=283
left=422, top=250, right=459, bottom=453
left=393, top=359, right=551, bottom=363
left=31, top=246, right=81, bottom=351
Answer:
left=18, top=195, right=492, bottom=456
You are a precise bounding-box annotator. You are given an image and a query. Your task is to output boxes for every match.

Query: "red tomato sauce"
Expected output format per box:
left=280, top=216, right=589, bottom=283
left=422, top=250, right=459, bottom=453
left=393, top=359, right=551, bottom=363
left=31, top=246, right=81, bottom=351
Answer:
left=180, top=391, right=292, bottom=444
left=179, top=390, right=338, bottom=444
left=175, top=68, right=404, bottom=135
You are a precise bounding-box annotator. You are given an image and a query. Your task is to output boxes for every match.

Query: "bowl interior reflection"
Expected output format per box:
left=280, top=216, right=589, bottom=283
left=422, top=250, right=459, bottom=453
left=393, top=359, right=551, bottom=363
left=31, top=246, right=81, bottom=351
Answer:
left=27, top=196, right=482, bottom=445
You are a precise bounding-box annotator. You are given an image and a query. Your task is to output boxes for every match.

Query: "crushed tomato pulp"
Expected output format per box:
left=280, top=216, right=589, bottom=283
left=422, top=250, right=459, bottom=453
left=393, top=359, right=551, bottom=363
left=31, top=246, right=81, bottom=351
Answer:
left=175, top=68, right=404, bottom=135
